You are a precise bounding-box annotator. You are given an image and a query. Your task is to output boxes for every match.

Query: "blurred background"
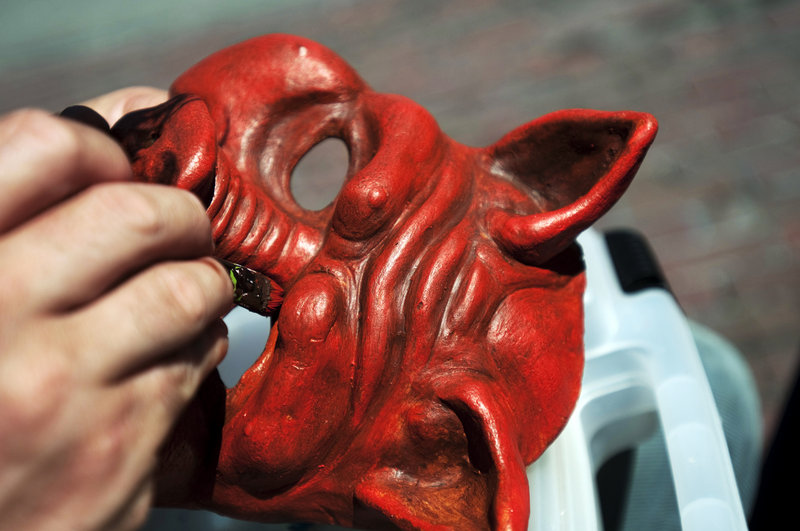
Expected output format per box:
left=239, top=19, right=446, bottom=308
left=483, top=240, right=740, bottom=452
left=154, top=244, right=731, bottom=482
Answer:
left=2, top=0, right=797, bottom=462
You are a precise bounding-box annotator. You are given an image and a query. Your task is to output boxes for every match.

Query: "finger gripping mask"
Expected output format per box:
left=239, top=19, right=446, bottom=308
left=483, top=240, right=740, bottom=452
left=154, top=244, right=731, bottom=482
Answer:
left=111, top=34, right=657, bottom=530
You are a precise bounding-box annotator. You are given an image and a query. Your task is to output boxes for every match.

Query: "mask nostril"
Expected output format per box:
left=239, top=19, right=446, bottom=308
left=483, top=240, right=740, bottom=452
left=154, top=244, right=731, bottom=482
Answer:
left=290, top=137, right=349, bottom=211
left=143, top=129, right=161, bottom=148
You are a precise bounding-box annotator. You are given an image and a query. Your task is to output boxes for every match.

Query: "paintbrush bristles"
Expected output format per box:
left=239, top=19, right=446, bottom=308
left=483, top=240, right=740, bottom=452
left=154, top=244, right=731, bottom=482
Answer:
left=264, top=280, right=283, bottom=313
left=216, top=258, right=284, bottom=316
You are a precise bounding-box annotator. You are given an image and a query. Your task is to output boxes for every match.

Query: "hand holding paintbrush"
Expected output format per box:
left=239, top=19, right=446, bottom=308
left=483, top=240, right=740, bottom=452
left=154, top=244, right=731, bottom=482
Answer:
left=60, top=104, right=284, bottom=317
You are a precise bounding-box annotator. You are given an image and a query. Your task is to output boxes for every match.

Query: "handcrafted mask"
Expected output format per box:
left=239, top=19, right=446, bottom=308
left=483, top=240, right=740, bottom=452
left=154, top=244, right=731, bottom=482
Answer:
left=111, top=34, right=656, bottom=530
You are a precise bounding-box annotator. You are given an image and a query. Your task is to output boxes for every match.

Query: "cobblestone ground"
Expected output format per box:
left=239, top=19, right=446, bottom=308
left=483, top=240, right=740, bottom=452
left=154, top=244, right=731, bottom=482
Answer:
left=2, top=0, right=798, bottom=438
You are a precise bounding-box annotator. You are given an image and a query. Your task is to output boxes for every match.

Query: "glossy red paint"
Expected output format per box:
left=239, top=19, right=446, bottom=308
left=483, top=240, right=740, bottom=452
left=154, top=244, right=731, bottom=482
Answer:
left=111, top=34, right=656, bottom=530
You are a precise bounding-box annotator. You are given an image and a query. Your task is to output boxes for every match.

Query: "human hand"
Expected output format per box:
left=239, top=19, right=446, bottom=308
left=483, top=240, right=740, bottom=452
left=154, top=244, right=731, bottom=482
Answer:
left=0, top=87, right=233, bottom=530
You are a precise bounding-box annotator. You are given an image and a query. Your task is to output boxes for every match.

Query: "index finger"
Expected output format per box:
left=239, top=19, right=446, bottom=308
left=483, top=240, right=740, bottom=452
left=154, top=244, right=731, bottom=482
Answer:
left=0, top=110, right=132, bottom=233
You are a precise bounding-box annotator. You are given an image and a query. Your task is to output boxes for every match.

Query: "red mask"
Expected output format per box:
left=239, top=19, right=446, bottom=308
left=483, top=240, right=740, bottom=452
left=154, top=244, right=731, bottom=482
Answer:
left=112, top=34, right=656, bottom=530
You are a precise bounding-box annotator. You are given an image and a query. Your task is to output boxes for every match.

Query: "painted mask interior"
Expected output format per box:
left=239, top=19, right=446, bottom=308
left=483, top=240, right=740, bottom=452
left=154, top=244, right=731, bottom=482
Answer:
left=111, top=34, right=657, bottom=530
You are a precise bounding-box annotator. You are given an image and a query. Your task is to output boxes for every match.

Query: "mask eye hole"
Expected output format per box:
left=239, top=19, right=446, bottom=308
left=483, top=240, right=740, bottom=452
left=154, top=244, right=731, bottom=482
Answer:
left=291, top=137, right=350, bottom=211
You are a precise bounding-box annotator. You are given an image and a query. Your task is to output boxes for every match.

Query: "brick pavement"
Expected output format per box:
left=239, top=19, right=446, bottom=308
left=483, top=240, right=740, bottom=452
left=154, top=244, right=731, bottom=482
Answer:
left=2, top=0, right=798, bottom=439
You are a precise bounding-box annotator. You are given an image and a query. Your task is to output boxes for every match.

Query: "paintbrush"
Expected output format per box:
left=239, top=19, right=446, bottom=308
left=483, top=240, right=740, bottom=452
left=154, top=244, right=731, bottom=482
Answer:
left=59, top=105, right=285, bottom=317
left=216, top=258, right=284, bottom=316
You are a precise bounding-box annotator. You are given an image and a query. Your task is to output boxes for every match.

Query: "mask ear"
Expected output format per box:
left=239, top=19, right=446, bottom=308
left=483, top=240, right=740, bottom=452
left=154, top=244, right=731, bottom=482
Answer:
left=354, top=378, right=528, bottom=530
left=485, top=109, right=657, bottom=264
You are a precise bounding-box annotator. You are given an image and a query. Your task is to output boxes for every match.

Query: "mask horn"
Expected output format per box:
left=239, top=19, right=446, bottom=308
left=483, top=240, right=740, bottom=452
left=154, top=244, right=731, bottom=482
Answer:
left=485, top=109, right=657, bottom=265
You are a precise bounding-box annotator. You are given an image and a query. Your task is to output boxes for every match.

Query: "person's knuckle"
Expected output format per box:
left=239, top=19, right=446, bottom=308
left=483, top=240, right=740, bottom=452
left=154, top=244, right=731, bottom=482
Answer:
left=161, top=362, right=198, bottom=404
left=5, top=109, right=84, bottom=165
left=90, top=184, right=168, bottom=239
left=72, top=424, right=141, bottom=505
left=157, top=264, right=215, bottom=325
left=84, top=423, right=127, bottom=476
left=0, top=354, right=69, bottom=436
left=145, top=359, right=199, bottom=417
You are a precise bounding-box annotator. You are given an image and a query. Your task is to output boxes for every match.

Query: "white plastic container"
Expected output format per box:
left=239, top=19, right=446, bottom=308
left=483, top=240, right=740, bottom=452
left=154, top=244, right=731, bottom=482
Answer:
left=527, top=229, right=747, bottom=531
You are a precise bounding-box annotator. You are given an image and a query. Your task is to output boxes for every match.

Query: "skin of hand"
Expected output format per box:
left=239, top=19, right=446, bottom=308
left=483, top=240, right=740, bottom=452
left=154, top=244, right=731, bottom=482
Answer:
left=0, top=87, right=234, bottom=531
